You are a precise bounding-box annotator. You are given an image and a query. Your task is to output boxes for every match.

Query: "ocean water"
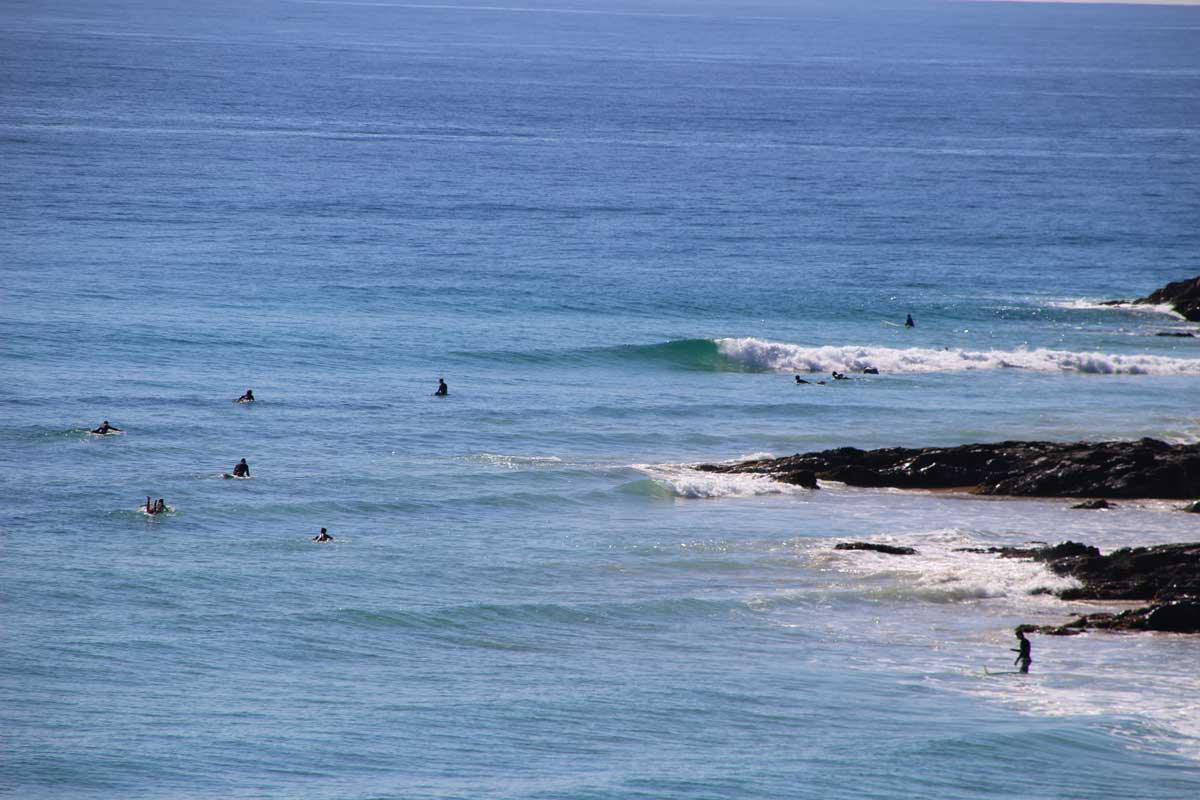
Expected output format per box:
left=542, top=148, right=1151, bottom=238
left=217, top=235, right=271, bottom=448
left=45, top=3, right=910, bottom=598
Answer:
left=2, top=0, right=1200, bottom=797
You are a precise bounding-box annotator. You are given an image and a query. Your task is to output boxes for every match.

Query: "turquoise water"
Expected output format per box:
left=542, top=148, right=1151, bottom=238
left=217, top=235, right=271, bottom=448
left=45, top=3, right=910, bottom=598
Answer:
left=3, top=1, right=1200, bottom=797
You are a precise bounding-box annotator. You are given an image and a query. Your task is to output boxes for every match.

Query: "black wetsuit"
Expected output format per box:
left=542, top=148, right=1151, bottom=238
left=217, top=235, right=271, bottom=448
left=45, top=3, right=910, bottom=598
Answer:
left=232, top=460, right=249, bottom=477
left=1014, top=637, right=1032, bottom=673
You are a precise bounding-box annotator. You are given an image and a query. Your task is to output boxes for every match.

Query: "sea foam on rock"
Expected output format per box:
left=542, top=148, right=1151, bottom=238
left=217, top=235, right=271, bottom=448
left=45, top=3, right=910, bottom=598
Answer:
left=1106, top=274, right=1200, bottom=321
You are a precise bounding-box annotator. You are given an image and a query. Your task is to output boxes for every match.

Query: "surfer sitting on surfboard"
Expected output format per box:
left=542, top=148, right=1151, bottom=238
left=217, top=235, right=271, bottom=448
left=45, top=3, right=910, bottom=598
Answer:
left=235, top=389, right=254, bottom=403
left=92, top=420, right=121, bottom=434
left=434, top=378, right=448, bottom=396
left=231, top=458, right=250, bottom=478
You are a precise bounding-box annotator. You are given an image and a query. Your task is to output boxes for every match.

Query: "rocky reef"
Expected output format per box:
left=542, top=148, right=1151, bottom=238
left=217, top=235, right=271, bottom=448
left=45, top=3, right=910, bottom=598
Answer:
left=969, top=541, right=1200, bottom=634
left=696, top=438, right=1200, bottom=500
left=1105, top=274, right=1200, bottom=321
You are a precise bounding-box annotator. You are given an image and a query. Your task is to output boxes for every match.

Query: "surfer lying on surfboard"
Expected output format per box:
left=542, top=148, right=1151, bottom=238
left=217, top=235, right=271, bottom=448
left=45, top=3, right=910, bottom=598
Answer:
left=92, top=420, right=121, bottom=434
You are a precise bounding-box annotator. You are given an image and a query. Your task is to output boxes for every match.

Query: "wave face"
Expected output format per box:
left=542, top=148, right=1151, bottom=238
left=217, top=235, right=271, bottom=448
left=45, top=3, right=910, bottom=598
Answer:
left=713, top=337, right=1200, bottom=376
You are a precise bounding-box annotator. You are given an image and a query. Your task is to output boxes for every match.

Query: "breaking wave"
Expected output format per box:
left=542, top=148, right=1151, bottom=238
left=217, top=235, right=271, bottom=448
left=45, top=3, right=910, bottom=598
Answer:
left=712, top=337, right=1200, bottom=376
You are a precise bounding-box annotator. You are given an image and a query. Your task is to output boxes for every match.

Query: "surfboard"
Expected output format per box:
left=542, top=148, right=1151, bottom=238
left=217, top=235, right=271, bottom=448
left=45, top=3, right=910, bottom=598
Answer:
left=983, top=666, right=1024, bottom=676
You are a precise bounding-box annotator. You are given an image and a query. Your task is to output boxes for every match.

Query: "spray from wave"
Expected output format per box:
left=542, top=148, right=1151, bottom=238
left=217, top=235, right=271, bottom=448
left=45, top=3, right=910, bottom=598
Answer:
left=623, top=463, right=812, bottom=499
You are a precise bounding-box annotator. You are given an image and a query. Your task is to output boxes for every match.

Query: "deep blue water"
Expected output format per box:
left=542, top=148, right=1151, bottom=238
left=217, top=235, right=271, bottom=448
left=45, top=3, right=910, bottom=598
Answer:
left=2, top=1, right=1200, bottom=798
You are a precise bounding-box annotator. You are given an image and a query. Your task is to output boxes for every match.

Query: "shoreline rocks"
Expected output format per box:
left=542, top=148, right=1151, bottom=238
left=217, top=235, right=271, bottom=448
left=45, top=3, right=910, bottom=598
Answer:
left=697, top=438, right=1200, bottom=500
left=976, top=541, right=1200, bottom=635
left=835, top=542, right=917, bottom=556
left=1104, top=274, right=1200, bottom=321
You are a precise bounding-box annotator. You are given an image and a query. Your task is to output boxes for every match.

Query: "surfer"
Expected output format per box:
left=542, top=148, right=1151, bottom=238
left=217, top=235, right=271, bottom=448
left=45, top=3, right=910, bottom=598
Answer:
left=236, top=389, right=254, bottom=403
left=831, top=371, right=849, bottom=381
left=905, top=313, right=915, bottom=328
left=313, top=527, right=333, bottom=542
left=1012, top=629, right=1032, bottom=674
left=795, top=375, right=809, bottom=384
left=862, top=367, right=879, bottom=375
left=92, top=420, right=121, bottom=434
left=145, top=497, right=166, bottom=514
left=232, top=458, right=250, bottom=478
left=434, top=378, right=448, bottom=396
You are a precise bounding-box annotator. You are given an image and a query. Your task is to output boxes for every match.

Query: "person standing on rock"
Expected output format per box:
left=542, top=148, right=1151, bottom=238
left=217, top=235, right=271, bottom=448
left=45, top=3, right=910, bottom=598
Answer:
left=1012, top=629, right=1032, bottom=673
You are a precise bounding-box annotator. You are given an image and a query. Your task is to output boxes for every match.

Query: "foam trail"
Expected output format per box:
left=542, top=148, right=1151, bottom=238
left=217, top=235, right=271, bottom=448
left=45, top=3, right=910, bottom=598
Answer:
left=714, top=338, right=1200, bottom=376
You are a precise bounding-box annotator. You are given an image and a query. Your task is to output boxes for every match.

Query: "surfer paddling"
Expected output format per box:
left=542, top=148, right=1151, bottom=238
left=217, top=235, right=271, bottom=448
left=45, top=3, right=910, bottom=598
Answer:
left=1012, top=629, right=1032, bottom=674
left=92, top=420, right=121, bottom=434
left=235, top=389, right=255, bottom=403
left=313, top=527, right=333, bottom=542
left=231, top=458, right=250, bottom=478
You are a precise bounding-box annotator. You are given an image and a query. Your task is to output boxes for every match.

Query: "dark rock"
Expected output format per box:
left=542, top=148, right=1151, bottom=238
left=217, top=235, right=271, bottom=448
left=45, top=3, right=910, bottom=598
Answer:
left=1071, top=499, right=1114, bottom=510
left=1155, top=331, right=1195, bottom=337
left=1147, top=601, right=1200, bottom=633
left=983, top=541, right=1200, bottom=603
left=696, top=439, right=1200, bottom=499
left=862, top=367, right=880, bottom=374
left=777, top=469, right=818, bottom=489
left=1031, top=601, right=1200, bottom=635
left=835, top=542, right=917, bottom=556
left=1132, top=275, right=1200, bottom=322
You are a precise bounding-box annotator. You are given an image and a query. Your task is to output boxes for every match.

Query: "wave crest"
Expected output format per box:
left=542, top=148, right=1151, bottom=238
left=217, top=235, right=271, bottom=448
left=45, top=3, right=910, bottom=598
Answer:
left=713, top=337, right=1200, bottom=376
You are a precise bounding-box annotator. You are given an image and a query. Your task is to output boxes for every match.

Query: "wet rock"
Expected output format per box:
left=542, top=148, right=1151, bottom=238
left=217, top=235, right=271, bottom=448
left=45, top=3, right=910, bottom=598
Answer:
left=696, top=439, right=1200, bottom=499
left=1147, top=601, right=1200, bottom=632
left=777, top=469, right=818, bottom=489
left=1106, top=276, right=1200, bottom=321
left=1031, top=601, right=1200, bottom=635
left=834, top=542, right=917, bottom=556
left=982, top=541, right=1200, bottom=603
left=1134, top=275, right=1200, bottom=322
left=1071, top=499, right=1114, bottom=510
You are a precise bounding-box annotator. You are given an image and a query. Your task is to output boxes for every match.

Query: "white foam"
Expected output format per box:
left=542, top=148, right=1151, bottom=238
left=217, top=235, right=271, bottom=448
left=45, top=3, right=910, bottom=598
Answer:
left=808, top=528, right=1082, bottom=603
left=471, top=453, right=565, bottom=470
left=732, top=451, right=776, bottom=463
left=1051, top=299, right=1184, bottom=318
left=714, top=337, right=1200, bottom=376
left=630, top=464, right=810, bottom=499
